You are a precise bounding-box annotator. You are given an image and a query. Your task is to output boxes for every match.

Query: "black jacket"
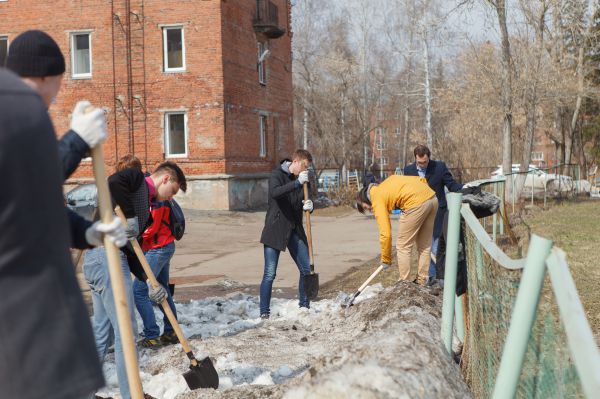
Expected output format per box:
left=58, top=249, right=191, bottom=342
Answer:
left=0, top=69, right=104, bottom=399
left=58, top=130, right=94, bottom=249
left=260, top=160, right=308, bottom=251
left=404, top=160, right=463, bottom=238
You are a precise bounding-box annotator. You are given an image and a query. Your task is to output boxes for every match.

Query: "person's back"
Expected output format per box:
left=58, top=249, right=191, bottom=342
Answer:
left=0, top=69, right=103, bottom=398
left=370, top=175, right=435, bottom=213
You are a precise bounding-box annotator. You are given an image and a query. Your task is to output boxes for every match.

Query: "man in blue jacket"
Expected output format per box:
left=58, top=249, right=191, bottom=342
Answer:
left=404, top=145, right=463, bottom=283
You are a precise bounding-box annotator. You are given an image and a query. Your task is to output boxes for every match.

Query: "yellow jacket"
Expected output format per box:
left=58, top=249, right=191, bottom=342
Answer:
left=369, top=175, right=435, bottom=264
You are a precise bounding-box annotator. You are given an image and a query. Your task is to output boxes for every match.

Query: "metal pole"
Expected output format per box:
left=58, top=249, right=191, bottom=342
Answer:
left=499, top=181, right=505, bottom=235
left=493, top=182, right=498, bottom=243
left=441, top=193, right=463, bottom=356
left=531, top=172, right=534, bottom=206
left=455, top=294, right=465, bottom=343
left=491, top=234, right=553, bottom=399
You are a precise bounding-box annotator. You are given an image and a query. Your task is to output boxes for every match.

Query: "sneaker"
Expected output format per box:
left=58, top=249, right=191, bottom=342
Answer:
left=260, top=313, right=270, bottom=320
left=298, top=307, right=310, bottom=315
left=159, top=331, right=179, bottom=345
left=138, top=337, right=162, bottom=349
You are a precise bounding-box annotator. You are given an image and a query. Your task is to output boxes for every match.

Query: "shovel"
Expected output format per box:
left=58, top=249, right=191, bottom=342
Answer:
left=342, top=264, right=385, bottom=308
left=115, top=207, right=219, bottom=390
left=91, top=146, right=145, bottom=398
left=302, top=182, right=319, bottom=300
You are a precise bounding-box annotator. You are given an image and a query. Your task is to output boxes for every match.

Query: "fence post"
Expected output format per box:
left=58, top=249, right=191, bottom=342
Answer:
left=491, top=234, right=553, bottom=399
left=499, top=180, right=505, bottom=235
left=455, top=294, right=465, bottom=343
left=441, top=193, right=463, bottom=356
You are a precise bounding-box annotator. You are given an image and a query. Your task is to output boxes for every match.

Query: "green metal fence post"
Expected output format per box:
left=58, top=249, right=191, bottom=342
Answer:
left=441, top=193, right=463, bottom=356
left=455, top=294, right=465, bottom=343
left=499, top=180, right=505, bottom=235
left=491, top=234, right=553, bottom=399
left=493, top=182, right=498, bottom=242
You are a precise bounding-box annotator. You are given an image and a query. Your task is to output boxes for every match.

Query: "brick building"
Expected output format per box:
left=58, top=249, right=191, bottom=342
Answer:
left=0, top=0, right=294, bottom=209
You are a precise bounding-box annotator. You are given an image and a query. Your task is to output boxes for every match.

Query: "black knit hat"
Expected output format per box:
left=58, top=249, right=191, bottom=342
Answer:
left=6, top=30, right=65, bottom=77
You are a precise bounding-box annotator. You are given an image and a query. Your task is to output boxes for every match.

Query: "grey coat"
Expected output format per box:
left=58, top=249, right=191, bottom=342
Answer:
left=0, top=69, right=104, bottom=399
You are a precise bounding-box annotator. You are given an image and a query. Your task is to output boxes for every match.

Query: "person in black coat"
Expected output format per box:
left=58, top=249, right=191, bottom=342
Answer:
left=259, top=149, right=314, bottom=319
left=404, top=144, right=463, bottom=283
left=0, top=68, right=114, bottom=399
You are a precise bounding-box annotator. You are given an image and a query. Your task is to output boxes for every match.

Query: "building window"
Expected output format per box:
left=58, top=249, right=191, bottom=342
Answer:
left=531, top=152, right=544, bottom=161
left=163, top=26, right=185, bottom=72
left=165, top=112, right=187, bottom=157
left=70, top=32, right=92, bottom=78
left=257, top=42, right=267, bottom=85
left=259, top=114, right=267, bottom=157
left=380, top=157, right=388, bottom=166
left=0, top=36, right=7, bottom=67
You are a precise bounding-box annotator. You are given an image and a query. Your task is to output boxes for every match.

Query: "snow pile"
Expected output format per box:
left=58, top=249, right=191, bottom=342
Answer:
left=96, top=282, right=471, bottom=399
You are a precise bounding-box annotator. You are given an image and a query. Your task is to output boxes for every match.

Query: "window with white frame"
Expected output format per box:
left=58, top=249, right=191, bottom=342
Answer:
left=165, top=112, right=187, bottom=157
left=380, top=157, right=388, bottom=166
left=531, top=152, right=544, bottom=161
left=70, top=32, right=92, bottom=78
left=257, top=42, right=267, bottom=85
left=395, top=127, right=401, bottom=137
left=259, top=114, right=267, bottom=157
left=163, top=26, right=185, bottom=71
left=0, top=36, right=7, bottom=67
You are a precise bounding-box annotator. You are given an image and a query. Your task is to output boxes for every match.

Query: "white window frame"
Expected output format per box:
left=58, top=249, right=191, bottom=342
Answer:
left=70, top=31, right=92, bottom=79
left=531, top=152, right=544, bottom=161
left=162, top=25, right=186, bottom=73
left=257, top=42, right=267, bottom=85
left=381, top=156, right=388, bottom=166
left=164, top=111, right=188, bottom=158
left=259, top=114, right=267, bottom=158
left=0, top=36, right=8, bottom=67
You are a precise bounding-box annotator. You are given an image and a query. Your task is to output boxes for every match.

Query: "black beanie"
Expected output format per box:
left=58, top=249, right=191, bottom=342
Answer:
left=6, top=30, right=65, bottom=77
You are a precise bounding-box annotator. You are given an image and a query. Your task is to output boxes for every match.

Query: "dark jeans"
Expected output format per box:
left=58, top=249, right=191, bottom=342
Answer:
left=259, top=231, right=311, bottom=315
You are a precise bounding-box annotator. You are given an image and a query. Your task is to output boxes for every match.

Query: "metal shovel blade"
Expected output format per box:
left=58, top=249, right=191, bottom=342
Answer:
left=182, top=357, right=219, bottom=390
left=304, top=271, right=319, bottom=300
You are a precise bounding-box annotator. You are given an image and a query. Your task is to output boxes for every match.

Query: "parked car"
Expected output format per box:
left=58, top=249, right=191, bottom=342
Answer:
left=65, top=183, right=98, bottom=221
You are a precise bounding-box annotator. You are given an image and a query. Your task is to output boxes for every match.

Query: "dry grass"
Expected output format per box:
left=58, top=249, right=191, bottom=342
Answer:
left=517, top=199, right=600, bottom=341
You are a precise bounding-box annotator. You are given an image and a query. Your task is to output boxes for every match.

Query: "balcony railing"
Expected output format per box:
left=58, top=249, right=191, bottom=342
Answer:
left=254, top=0, right=286, bottom=39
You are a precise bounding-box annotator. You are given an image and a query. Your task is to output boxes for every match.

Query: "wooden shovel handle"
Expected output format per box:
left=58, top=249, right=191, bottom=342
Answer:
left=303, top=183, right=314, bottom=270
left=115, top=207, right=199, bottom=367
left=91, top=147, right=144, bottom=399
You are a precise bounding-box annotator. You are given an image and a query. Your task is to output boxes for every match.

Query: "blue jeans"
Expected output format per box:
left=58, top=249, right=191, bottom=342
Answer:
left=429, top=236, right=439, bottom=279
left=83, top=247, right=137, bottom=399
left=133, top=241, right=177, bottom=340
left=259, top=230, right=311, bottom=315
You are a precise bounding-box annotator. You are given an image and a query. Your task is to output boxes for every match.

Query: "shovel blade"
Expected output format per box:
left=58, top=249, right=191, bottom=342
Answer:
left=182, top=357, right=219, bottom=390
left=304, top=272, right=319, bottom=300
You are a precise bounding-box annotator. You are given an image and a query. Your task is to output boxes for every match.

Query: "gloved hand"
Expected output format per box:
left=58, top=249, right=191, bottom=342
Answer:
left=302, top=199, right=313, bottom=212
left=381, top=263, right=391, bottom=270
left=298, top=170, right=309, bottom=185
left=124, top=217, right=139, bottom=239
left=463, top=182, right=475, bottom=188
left=147, top=281, right=167, bottom=304
left=85, top=217, right=128, bottom=248
left=70, top=101, right=107, bottom=149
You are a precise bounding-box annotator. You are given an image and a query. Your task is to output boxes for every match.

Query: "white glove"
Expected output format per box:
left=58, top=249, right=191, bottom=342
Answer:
left=302, top=199, right=313, bottom=212
left=463, top=182, right=474, bottom=188
left=124, top=217, right=139, bottom=239
left=147, top=281, right=167, bottom=304
left=381, top=263, right=391, bottom=270
left=298, top=170, right=309, bottom=185
left=70, top=100, right=107, bottom=149
left=85, top=217, right=127, bottom=248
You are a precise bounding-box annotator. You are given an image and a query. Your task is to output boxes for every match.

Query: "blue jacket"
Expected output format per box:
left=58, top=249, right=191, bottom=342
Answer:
left=404, top=160, right=463, bottom=238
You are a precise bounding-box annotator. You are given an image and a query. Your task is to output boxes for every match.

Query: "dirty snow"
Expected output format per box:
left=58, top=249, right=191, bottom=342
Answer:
left=95, top=282, right=471, bottom=399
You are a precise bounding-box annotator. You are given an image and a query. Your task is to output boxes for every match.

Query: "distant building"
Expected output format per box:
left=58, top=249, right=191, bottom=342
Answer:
left=1, top=0, right=294, bottom=209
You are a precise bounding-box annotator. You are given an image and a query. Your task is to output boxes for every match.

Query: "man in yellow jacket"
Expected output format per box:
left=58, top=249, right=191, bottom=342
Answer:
left=356, top=175, right=438, bottom=284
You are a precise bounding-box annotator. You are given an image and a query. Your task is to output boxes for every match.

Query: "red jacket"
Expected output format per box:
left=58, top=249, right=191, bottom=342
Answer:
left=142, top=203, right=175, bottom=251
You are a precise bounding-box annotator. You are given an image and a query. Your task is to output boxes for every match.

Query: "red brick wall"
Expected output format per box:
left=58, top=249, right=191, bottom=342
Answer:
left=221, top=0, right=294, bottom=174
left=1, top=0, right=293, bottom=179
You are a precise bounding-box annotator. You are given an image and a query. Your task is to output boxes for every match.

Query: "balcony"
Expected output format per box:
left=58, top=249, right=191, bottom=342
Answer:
left=253, top=0, right=286, bottom=39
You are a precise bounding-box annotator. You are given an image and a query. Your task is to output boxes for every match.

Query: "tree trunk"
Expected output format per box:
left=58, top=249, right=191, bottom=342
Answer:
left=423, top=31, right=433, bottom=150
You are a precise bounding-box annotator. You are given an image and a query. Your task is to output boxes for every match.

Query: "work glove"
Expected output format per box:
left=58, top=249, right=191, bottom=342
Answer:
left=85, top=217, right=128, bottom=248
left=381, top=263, right=391, bottom=270
left=147, top=281, right=167, bottom=304
left=70, top=101, right=107, bottom=149
left=298, top=170, right=309, bottom=185
left=302, top=199, right=313, bottom=212
left=124, top=217, right=140, bottom=239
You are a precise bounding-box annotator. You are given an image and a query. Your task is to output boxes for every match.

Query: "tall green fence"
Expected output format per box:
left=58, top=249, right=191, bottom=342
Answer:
left=441, top=193, right=600, bottom=399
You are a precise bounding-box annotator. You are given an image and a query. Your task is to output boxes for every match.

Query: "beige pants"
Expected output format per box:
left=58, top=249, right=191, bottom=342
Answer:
left=396, top=196, right=438, bottom=284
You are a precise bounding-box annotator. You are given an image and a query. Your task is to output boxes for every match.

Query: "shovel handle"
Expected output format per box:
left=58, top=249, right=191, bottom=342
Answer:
left=92, top=147, right=144, bottom=399
left=303, top=183, right=314, bottom=271
left=115, top=207, right=199, bottom=367
left=346, top=265, right=385, bottom=307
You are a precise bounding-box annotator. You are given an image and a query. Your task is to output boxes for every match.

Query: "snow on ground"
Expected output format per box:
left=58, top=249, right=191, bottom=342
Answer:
left=95, top=283, right=471, bottom=399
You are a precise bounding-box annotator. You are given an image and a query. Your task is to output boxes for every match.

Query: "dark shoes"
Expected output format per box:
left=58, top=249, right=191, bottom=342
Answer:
left=260, top=313, right=270, bottom=320
left=160, top=331, right=179, bottom=345
left=138, top=337, right=162, bottom=349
